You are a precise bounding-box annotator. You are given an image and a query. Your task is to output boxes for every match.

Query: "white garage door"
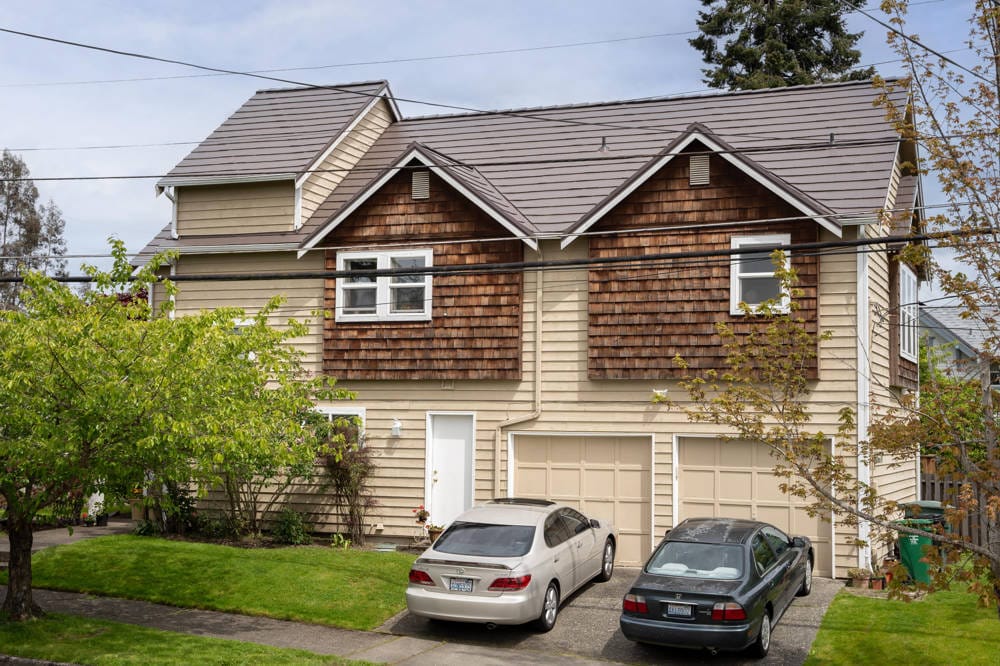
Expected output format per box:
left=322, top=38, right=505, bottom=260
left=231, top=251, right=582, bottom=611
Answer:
left=677, top=437, right=832, bottom=577
left=512, top=434, right=652, bottom=565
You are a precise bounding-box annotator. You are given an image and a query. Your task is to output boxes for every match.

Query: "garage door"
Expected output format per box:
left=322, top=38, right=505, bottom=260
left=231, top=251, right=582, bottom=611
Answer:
left=512, top=435, right=652, bottom=565
left=677, top=437, right=832, bottom=577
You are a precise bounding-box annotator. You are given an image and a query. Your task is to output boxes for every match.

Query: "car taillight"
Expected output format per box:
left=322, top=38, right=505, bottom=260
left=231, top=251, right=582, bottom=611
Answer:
left=623, top=594, right=648, bottom=614
left=488, top=575, right=532, bottom=591
left=408, top=569, right=435, bottom=586
left=711, top=602, right=747, bottom=621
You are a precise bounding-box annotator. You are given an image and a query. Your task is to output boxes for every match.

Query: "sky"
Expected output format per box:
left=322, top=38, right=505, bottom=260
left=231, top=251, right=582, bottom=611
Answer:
left=0, top=0, right=977, bottom=295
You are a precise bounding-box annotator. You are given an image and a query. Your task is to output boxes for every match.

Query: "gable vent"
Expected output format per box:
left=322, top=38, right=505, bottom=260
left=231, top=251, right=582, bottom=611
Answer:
left=412, top=170, right=430, bottom=199
left=689, top=154, right=710, bottom=186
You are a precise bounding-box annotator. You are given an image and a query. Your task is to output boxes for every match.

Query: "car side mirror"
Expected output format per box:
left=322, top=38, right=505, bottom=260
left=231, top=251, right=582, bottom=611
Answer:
left=590, top=518, right=600, bottom=529
left=792, top=536, right=806, bottom=548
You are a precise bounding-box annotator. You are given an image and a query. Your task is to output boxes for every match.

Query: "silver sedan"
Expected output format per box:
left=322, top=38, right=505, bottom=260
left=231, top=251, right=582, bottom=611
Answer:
left=405, top=498, right=617, bottom=632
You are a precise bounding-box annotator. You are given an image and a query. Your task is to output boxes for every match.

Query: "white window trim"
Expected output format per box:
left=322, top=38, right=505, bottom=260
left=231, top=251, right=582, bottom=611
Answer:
left=335, top=248, right=433, bottom=322
left=315, top=404, right=367, bottom=447
left=730, top=234, right=791, bottom=315
left=899, top=264, right=918, bottom=362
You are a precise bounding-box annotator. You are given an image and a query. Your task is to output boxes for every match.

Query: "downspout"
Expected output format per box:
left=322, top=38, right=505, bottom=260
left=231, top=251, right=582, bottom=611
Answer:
left=159, top=186, right=178, bottom=240
left=856, top=226, right=872, bottom=571
left=494, top=246, right=544, bottom=498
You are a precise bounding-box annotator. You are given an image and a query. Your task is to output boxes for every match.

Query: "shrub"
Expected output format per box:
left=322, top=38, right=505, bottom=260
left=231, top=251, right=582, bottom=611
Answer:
left=271, top=507, right=312, bottom=545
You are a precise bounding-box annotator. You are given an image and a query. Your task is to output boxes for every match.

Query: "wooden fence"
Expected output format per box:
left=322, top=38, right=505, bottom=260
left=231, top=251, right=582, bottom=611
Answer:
left=919, top=474, right=990, bottom=548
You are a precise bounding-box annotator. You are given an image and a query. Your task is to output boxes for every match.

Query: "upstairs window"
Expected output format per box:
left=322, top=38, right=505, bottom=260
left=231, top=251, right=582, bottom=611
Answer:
left=730, top=234, right=790, bottom=315
left=899, top=265, right=918, bottom=362
left=336, top=249, right=433, bottom=322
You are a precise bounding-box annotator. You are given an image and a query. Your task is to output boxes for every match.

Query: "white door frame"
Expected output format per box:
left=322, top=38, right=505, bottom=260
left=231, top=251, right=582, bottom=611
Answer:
left=507, top=430, right=656, bottom=550
left=425, top=411, right=477, bottom=521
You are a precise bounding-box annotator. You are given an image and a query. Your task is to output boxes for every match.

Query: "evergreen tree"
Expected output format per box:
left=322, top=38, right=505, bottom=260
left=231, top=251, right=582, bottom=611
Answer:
left=0, top=150, right=68, bottom=310
left=690, top=0, right=876, bottom=90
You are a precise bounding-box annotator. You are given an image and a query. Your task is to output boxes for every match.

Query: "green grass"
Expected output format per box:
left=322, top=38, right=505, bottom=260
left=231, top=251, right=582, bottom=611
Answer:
left=0, top=613, right=359, bottom=665
left=2, top=535, right=415, bottom=630
left=806, top=589, right=1000, bottom=665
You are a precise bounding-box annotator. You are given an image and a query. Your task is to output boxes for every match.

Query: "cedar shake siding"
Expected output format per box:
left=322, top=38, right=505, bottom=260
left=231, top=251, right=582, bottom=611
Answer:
left=322, top=170, right=523, bottom=380
left=588, top=152, right=819, bottom=379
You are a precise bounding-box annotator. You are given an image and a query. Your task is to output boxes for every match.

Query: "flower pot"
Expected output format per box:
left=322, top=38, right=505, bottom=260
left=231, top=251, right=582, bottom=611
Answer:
left=870, top=577, right=885, bottom=590
left=427, top=528, right=444, bottom=543
left=850, top=576, right=870, bottom=588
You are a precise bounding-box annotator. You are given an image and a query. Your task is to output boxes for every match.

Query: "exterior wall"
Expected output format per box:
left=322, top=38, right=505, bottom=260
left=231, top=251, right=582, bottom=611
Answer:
left=300, top=99, right=395, bottom=223
left=175, top=181, right=295, bottom=236
left=587, top=153, right=819, bottom=378
left=321, top=170, right=523, bottom=380
left=170, top=252, right=325, bottom=369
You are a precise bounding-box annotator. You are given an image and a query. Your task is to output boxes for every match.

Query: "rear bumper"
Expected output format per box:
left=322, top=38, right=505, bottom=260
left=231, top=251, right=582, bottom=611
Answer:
left=619, top=614, right=756, bottom=651
left=406, top=585, right=540, bottom=625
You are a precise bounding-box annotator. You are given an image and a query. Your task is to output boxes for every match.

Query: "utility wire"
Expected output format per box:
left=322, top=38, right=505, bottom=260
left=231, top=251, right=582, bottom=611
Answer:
left=0, top=228, right=970, bottom=284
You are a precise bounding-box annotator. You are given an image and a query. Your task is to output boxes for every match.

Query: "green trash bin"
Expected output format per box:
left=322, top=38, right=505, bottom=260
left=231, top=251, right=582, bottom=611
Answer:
left=903, top=501, right=946, bottom=523
left=895, top=518, right=934, bottom=584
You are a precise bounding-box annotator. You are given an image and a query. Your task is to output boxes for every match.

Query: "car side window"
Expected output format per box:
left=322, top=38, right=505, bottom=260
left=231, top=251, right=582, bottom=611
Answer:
left=751, top=534, right=777, bottom=574
left=544, top=513, right=571, bottom=547
left=761, top=526, right=790, bottom=557
left=560, top=509, right=588, bottom=536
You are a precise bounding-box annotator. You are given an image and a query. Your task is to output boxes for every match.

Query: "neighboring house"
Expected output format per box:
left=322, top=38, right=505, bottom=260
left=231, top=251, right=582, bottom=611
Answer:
left=139, top=79, right=923, bottom=575
left=921, top=306, right=1000, bottom=386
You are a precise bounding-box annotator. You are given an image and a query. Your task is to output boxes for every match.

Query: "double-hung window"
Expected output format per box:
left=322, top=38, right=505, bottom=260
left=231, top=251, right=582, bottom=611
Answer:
left=336, top=249, right=433, bottom=322
left=899, top=264, right=918, bottom=362
left=730, top=234, right=791, bottom=315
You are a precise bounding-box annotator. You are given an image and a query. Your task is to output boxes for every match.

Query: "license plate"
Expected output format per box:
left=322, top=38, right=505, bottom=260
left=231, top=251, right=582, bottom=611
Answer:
left=666, top=603, right=693, bottom=618
left=449, top=577, right=473, bottom=592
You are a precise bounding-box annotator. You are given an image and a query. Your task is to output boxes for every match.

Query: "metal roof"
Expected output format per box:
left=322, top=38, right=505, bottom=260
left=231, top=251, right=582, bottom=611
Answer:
left=158, top=81, right=391, bottom=186
left=141, top=79, right=910, bottom=260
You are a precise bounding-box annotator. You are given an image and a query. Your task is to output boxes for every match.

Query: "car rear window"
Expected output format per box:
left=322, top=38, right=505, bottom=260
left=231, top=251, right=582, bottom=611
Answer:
left=433, top=522, right=535, bottom=557
left=645, top=541, right=744, bottom=580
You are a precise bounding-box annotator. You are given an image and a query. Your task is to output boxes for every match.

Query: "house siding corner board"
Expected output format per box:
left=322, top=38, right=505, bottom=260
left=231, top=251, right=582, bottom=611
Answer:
left=322, top=170, right=523, bottom=380
left=175, top=181, right=295, bottom=236
left=587, top=153, right=819, bottom=379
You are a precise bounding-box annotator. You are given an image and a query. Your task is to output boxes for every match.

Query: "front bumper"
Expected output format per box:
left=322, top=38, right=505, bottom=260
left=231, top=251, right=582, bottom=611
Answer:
left=619, top=614, right=757, bottom=652
left=406, top=585, right=541, bottom=625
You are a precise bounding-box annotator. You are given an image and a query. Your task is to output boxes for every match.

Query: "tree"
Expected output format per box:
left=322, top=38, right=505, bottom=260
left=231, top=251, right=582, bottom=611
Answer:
left=0, top=150, right=67, bottom=310
left=0, top=240, right=349, bottom=620
left=689, top=0, right=876, bottom=90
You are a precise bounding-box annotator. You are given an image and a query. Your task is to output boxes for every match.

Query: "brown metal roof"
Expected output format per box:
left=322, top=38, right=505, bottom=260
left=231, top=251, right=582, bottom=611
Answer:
left=304, top=79, right=909, bottom=240
left=144, top=79, right=911, bottom=260
left=158, top=81, right=391, bottom=185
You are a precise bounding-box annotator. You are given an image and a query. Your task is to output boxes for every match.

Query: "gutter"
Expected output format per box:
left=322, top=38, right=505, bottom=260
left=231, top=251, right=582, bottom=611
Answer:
left=494, top=246, right=544, bottom=498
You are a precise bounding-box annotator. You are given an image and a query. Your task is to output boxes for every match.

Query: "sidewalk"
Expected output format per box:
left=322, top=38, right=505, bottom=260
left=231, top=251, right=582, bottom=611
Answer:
left=0, top=518, right=134, bottom=567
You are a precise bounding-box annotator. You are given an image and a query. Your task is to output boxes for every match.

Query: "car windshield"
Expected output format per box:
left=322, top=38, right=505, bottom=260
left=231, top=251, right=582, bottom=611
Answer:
left=645, top=541, right=744, bottom=579
left=433, top=522, right=535, bottom=557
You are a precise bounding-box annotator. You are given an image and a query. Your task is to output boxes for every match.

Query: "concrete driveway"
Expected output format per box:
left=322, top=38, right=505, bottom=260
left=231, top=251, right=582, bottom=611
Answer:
left=379, top=567, right=840, bottom=665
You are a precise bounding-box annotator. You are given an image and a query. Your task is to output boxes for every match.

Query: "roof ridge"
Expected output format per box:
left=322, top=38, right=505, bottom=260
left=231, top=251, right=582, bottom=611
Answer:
left=253, top=80, right=388, bottom=94
left=401, top=78, right=903, bottom=123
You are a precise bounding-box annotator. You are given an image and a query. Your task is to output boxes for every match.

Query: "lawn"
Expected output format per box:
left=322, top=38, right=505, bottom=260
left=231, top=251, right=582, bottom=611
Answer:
left=1, top=535, right=416, bottom=630
left=806, top=589, right=1000, bottom=665
left=0, top=613, right=362, bottom=665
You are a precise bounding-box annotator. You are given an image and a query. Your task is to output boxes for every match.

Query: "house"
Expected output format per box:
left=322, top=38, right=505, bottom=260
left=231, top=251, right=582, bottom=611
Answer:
left=139, top=79, right=923, bottom=575
left=921, top=306, right=999, bottom=386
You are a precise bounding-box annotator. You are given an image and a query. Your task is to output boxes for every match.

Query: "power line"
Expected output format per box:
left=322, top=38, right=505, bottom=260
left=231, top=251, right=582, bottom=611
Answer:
left=0, top=229, right=965, bottom=284
left=0, top=29, right=698, bottom=90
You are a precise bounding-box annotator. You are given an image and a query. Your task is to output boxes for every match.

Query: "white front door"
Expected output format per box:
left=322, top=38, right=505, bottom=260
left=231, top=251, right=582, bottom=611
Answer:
left=426, top=413, right=475, bottom=527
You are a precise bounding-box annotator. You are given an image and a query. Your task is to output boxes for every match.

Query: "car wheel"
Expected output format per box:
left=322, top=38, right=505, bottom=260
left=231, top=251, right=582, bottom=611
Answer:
left=597, top=539, right=615, bottom=582
left=797, top=556, right=813, bottom=597
left=534, top=582, right=560, bottom=632
left=749, top=611, right=771, bottom=659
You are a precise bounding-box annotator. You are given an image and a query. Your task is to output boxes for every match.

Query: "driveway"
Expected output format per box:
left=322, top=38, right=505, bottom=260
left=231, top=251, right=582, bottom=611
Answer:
left=379, top=567, right=840, bottom=665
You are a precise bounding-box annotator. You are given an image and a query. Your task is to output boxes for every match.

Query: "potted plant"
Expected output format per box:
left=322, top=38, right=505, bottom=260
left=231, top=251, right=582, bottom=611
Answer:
left=847, top=567, right=872, bottom=588
left=869, top=564, right=885, bottom=590
left=426, top=523, right=445, bottom=543
left=412, top=504, right=429, bottom=524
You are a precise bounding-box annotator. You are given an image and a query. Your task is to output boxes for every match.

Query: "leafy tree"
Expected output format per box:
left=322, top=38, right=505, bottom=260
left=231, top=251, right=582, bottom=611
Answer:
left=0, top=150, right=67, bottom=310
left=689, top=0, right=876, bottom=90
left=0, top=240, right=349, bottom=620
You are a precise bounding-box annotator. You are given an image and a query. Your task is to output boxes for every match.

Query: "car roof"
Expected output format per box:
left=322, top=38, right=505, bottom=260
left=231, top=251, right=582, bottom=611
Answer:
left=450, top=499, right=562, bottom=527
left=667, top=517, right=767, bottom=545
